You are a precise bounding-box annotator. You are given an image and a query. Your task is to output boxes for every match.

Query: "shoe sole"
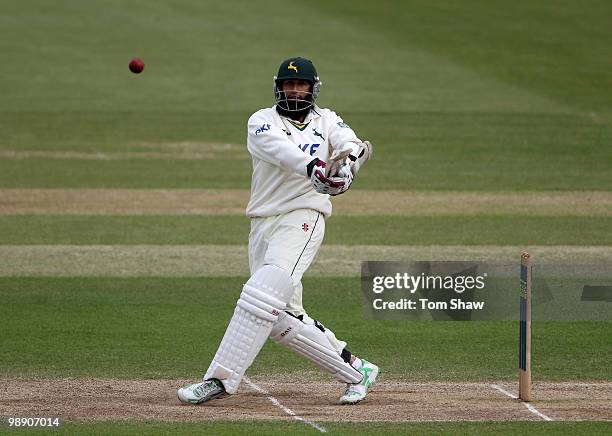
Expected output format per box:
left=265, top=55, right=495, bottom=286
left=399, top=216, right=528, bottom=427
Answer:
left=340, top=396, right=363, bottom=405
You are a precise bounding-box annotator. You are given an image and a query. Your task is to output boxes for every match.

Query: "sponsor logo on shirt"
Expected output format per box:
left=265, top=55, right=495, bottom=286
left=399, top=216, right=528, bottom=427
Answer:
left=255, top=124, right=271, bottom=135
left=298, top=143, right=320, bottom=156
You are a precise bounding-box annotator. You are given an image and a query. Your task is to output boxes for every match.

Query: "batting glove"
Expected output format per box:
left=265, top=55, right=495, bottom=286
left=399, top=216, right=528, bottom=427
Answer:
left=308, top=159, right=352, bottom=196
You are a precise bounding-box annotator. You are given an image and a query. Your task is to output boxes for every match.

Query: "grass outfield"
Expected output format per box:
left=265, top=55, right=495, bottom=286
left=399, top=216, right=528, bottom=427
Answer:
left=1, top=0, right=611, bottom=432
left=2, top=2, right=611, bottom=193
left=0, top=277, right=609, bottom=381
left=1, top=111, right=610, bottom=190
left=1, top=215, right=611, bottom=245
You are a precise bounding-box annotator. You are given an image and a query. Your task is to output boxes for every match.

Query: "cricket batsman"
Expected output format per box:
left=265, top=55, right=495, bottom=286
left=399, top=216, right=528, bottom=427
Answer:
left=178, top=57, right=378, bottom=405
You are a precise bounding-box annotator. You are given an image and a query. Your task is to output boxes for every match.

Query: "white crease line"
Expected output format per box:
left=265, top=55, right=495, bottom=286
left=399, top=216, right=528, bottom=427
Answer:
left=524, top=402, right=554, bottom=421
left=491, top=384, right=554, bottom=421
left=491, top=384, right=518, bottom=399
left=244, top=376, right=327, bottom=433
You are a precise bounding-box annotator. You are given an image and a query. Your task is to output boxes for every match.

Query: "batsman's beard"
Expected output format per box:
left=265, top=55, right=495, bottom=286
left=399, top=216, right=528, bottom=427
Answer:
left=275, top=91, right=314, bottom=120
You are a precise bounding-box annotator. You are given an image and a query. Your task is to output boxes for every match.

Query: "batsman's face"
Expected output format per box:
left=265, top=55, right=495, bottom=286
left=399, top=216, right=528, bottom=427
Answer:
left=281, top=79, right=312, bottom=100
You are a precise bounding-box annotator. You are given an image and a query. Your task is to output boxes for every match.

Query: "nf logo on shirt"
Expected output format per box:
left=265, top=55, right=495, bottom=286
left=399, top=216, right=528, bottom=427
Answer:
left=298, top=143, right=320, bottom=156
left=255, top=124, right=271, bottom=135
left=302, top=223, right=309, bottom=232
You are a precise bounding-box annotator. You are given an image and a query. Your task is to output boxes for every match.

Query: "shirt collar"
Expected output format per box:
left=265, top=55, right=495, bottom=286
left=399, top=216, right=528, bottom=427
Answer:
left=273, top=104, right=322, bottom=123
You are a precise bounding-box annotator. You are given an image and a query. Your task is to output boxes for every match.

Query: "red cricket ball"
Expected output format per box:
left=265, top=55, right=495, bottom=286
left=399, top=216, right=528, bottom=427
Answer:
left=129, top=58, right=144, bottom=74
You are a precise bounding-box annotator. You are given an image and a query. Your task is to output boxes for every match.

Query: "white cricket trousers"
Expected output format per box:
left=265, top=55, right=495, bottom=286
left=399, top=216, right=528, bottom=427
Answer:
left=248, top=208, right=347, bottom=354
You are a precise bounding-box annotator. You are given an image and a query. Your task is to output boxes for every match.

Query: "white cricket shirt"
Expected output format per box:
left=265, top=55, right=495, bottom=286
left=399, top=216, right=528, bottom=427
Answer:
left=246, top=105, right=360, bottom=218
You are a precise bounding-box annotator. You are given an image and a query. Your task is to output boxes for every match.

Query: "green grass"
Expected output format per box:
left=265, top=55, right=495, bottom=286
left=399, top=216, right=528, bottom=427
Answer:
left=13, top=421, right=610, bottom=435
left=0, top=158, right=252, bottom=189
left=0, top=277, right=609, bottom=381
left=1, top=215, right=610, bottom=246
left=325, top=0, right=612, bottom=117
left=0, top=110, right=249, bottom=151
left=1, top=112, right=610, bottom=191
left=1, top=2, right=611, bottom=191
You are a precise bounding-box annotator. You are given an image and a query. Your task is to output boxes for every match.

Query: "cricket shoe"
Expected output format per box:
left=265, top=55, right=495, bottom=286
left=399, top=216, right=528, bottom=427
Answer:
left=339, top=359, right=379, bottom=405
left=177, top=379, right=226, bottom=404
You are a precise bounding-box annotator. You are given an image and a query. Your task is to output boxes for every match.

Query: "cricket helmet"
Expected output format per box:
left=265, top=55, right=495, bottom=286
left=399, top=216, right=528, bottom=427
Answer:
left=273, top=57, right=322, bottom=113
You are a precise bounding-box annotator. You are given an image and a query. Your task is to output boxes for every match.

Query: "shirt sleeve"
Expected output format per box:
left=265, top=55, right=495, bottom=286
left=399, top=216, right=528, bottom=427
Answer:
left=247, top=111, right=313, bottom=177
left=328, top=111, right=361, bottom=156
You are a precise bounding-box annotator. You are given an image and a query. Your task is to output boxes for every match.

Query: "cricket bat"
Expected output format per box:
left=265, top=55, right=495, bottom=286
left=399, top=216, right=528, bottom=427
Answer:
left=325, top=149, right=352, bottom=177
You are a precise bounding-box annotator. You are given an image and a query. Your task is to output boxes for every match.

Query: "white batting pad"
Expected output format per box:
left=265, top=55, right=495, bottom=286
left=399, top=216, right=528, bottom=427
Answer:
left=269, top=312, right=362, bottom=383
left=204, top=264, right=293, bottom=393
